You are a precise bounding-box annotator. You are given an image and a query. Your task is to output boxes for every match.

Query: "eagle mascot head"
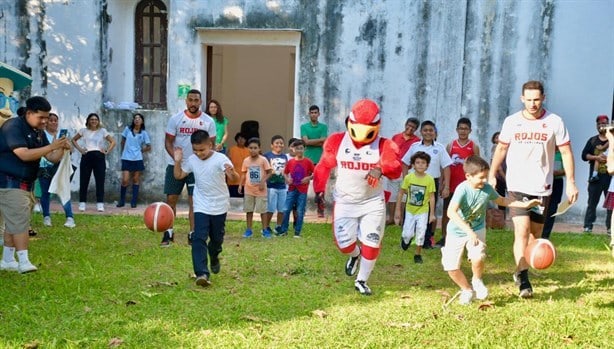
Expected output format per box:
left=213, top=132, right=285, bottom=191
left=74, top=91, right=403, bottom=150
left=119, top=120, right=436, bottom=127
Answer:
left=346, top=98, right=381, bottom=146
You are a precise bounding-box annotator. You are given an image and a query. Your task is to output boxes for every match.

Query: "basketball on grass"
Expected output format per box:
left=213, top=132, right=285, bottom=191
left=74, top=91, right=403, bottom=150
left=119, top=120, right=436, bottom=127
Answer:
left=143, top=202, right=174, bottom=232
left=524, top=238, right=556, bottom=270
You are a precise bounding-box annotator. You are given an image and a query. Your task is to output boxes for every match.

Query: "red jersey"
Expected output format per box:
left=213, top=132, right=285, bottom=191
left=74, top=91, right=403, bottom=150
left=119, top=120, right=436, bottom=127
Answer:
left=284, top=157, right=315, bottom=193
left=448, top=139, right=477, bottom=192
left=391, top=132, right=420, bottom=161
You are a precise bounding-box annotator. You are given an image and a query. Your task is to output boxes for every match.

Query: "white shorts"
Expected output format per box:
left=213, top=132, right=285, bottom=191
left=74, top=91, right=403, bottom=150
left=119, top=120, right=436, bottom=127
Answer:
left=441, top=228, right=486, bottom=271
left=401, top=211, right=428, bottom=246
left=333, top=198, right=385, bottom=249
left=384, top=177, right=402, bottom=203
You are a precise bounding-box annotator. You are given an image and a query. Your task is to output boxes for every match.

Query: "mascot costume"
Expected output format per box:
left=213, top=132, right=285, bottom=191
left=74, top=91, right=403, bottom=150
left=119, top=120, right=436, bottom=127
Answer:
left=313, top=99, right=401, bottom=295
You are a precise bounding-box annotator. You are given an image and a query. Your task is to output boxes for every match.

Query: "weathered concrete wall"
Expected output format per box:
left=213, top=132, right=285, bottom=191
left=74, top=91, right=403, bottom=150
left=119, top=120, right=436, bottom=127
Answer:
left=1, top=0, right=613, bottom=221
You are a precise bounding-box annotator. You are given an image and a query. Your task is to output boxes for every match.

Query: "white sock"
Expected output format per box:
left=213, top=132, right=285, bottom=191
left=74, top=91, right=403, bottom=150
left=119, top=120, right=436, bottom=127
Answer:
left=350, top=245, right=360, bottom=258
left=3, top=246, right=16, bottom=263
left=167, top=228, right=174, bottom=237
left=356, top=257, right=376, bottom=282
left=16, top=250, right=30, bottom=264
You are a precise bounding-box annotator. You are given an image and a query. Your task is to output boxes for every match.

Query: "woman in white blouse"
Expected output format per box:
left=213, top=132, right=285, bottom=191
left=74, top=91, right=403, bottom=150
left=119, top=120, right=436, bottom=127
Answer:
left=71, top=113, right=116, bottom=212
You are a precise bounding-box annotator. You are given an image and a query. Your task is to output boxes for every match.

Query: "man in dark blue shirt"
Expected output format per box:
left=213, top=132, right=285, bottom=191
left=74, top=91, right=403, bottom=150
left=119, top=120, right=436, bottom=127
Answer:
left=0, top=96, right=70, bottom=273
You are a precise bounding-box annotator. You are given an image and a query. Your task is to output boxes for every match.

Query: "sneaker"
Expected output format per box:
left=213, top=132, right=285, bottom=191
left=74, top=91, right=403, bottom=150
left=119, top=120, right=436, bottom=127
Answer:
left=243, top=229, right=253, bottom=238
left=583, top=227, right=592, bottom=233
left=414, top=254, right=423, bottom=264
left=160, top=230, right=173, bottom=247
left=401, top=236, right=412, bottom=251
left=275, top=229, right=287, bottom=237
left=459, top=289, right=474, bottom=305
left=435, top=238, right=445, bottom=248
left=274, top=225, right=283, bottom=235
left=519, top=281, right=533, bottom=298
left=588, top=175, right=599, bottom=183
left=0, top=260, right=19, bottom=272
left=33, top=203, right=42, bottom=213
left=116, top=201, right=125, bottom=208
left=512, top=271, right=521, bottom=286
left=262, top=228, right=272, bottom=239
left=195, top=275, right=211, bottom=287
left=607, top=229, right=611, bottom=236
left=28, top=228, right=37, bottom=237
left=96, top=203, right=105, bottom=212
left=18, top=261, right=38, bottom=274
left=354, top=280, right=372, bottom=296
left=472, top=278, right=488, bottom=300
left=293, top=232, right=301, bottom=238
left=210, top=256, right=220, bottom=274
left=345, top=254, right=360, bottom=276
left=64, top=217, right=76, bottom=228
left=187, top=231, right=193, bottom=246
left=43, top=216, right=52, bottom=227
left=78, top=202, right=86, bottom=211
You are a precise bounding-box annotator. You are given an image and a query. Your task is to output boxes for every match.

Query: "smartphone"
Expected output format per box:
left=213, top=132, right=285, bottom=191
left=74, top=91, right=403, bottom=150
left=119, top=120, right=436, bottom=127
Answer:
left=59, top=129, right=68, bottom=138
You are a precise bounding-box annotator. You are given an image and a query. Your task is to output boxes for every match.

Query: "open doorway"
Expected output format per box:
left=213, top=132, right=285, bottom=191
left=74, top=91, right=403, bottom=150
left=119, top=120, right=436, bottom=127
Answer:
left=198, top=29, right=301, bottom=151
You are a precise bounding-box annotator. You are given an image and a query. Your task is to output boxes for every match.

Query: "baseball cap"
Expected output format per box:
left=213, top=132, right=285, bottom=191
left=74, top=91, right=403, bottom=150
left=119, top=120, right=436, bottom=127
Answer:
left=596, top=115, right=609, bottom=123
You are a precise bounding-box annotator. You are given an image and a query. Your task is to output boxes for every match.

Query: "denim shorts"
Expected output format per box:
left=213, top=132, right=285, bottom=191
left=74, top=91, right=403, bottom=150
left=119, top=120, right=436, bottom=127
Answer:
left=267, top=187, right=287, bottom=213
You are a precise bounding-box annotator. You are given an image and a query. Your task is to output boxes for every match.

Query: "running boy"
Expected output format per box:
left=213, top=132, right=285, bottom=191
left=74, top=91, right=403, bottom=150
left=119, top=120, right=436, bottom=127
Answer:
left=443, top=155, right=539, bottom=304
left=263, top=135, right=288, bottom=236
left=173, top=130, right=239, bottom=287
left=238, top=138, right=272, bottom=238
left=394, top=151, right=436, bottom=264
left=279, top=139, right=314, bottom=237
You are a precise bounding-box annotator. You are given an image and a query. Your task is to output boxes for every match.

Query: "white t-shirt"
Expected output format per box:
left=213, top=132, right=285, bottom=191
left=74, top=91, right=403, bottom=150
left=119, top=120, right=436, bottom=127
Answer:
left=401, top=141, right=453, bottom=178
left=165, top=110, right=216, bottom=166
left=182, top=151, right=232, bottom=215
left=498, top=110, right=570, bottom=196
left=78, top=128, right=110, bottom=152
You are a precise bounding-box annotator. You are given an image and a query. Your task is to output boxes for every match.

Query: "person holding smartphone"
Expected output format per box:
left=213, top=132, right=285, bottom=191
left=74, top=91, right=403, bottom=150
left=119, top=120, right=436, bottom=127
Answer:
left=38, top=112, right=76, bottom=228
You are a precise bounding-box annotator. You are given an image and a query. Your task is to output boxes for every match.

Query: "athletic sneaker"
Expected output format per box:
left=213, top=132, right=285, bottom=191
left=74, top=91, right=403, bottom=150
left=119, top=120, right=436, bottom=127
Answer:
left=0, top=260, right=19, bottom=272
left=459, top=289, right=474, bottom=305
left=210, top=256, right=220, bottom=274
left=512, top=271, right=521, bottom=286
left=64, top=217, right=76, bottom=228
left=160, top=230, right=173, bottom=247
left=435, top=238, right=445, bottom=248
left=472, top=278, right=488, bottom=300
left=243, top=229, right=253, bottom=238
left=33, top=203, right=42, bottom=213
left=195, top=275, right=211, bottom=287
left=293, top=232, right=301, bottom=238
left=345, top=254, right=360, bottom=276
left=96, top=203, right=105, bottom=212
left=187, top=231, right=193, bottom=246
left=43, top=216, right=52, bottom=227
left=401, top=236, right=412, bottom=251
left=275, top=229, right=287, bottom=237
left=274, top=225, right=283, bottom=235
left=18, top=261, right=38, bottom=274
left=519, top=281, right=533, bottom=299
left=354, top=280, right=372, bottom=296
left=79, top=202, right=86, bottom=211
left=414, top=254, right=423, bottom=264
left=28, top=229, right=37, bottom=237
left=262, top=228, right=272, bottom=239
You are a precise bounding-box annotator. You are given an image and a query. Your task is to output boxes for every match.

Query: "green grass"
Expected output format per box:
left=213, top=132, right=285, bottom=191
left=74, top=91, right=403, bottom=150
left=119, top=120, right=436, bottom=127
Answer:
left=1, top=214, right=612, bottom=348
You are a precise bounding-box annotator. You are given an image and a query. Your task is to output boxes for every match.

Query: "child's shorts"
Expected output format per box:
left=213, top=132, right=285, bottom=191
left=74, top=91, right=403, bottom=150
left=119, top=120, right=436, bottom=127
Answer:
left=267, top=187, right=287, bottom=213
left=244, top=194, right=267, bottom=214
left=441, top=228, right=486, bottom=271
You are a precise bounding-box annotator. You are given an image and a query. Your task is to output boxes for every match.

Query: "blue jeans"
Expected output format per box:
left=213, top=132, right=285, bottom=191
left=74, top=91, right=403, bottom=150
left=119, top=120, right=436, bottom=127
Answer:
left=192, top=212, right=226, bottom=277
left=39, top=175, right=73, bottom=218
left=281, top=189, right=307, bottom=234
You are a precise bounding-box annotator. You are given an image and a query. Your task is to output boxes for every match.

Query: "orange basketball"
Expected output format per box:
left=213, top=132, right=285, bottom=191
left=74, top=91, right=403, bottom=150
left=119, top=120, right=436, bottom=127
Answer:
left=143, top=202, right=174, bottom=232
left=524, top=238, right=556, bottom=270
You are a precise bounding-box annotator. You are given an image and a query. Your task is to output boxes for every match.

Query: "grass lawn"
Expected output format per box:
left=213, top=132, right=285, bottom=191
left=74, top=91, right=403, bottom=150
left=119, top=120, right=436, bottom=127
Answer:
left=1, top=214, right=612, bottom=348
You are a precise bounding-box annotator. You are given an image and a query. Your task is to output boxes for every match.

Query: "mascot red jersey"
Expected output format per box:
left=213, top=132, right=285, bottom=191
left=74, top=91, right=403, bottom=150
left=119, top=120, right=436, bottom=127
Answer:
left=313, top=99, right=401, bottom=295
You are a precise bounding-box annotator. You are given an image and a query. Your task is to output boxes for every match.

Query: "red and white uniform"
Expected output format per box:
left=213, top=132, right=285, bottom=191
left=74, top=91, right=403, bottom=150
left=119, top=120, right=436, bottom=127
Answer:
left=498, top=110, right=570, bottom=196
left=165, top=110, right=216, bottom=166
left=448, top=139, right=477, bottom=192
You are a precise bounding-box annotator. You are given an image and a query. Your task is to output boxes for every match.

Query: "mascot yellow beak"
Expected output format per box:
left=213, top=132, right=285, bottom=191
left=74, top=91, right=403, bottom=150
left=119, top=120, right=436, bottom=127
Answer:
left=348, top=120, right=380, bottom=144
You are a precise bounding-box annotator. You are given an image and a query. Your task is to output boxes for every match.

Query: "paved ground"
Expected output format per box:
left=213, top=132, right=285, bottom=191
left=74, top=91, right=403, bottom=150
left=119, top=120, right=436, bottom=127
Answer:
left=45, top=201, right=611, bottom=235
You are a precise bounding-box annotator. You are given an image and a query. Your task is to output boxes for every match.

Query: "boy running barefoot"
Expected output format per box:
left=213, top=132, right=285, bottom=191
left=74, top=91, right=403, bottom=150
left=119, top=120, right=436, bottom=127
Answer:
left=443, top=155, right=540, bottom=305
left=394, top=151, right=436, bottom=264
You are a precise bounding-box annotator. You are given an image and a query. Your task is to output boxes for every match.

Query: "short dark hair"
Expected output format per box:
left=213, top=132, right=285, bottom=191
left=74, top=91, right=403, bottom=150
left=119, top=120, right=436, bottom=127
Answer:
left=288, top=137, right=299, bottom=147
left=309, top=105, right=319, bottom=112
left=271, top=135, right=284, bottom=144
left=420, top=120, right=435, bottom=130
left=191, top=130, right=210, bottom=144
left=457, top=117, right=471, bottom=128
left=25, top=96, right=52, bottom=113
left=491, top=131, right=500, bottom=144
left=187, top=89, right=201, bottom=98
left=234, top=132, right=246, bottom=142
left=406, top=117, right=420, bottom=127
left=522, top=80, right=544, bottom=95
left=247, top=137, right=261, bottom=147
left=291, top=139, right=305, bottom=147
left=463, top=155, right=490, bottom=175
left=411, top=151, right=431, bottom=165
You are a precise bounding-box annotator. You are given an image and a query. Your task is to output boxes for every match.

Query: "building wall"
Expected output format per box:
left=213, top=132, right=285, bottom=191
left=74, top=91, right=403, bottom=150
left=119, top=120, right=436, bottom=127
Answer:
left=1, top=0, right=612, bottom=220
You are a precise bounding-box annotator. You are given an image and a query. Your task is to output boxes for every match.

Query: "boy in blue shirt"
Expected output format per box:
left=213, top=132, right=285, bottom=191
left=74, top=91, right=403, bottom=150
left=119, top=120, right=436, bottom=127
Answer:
left=263, top=135, right=288, bottom=236
left=442, top=155, right=540, bottom=305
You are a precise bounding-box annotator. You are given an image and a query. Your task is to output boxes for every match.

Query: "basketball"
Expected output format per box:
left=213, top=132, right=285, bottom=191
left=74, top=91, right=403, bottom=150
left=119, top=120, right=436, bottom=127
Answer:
left=143, top=202, right=174, bottom=232
left=524, top=238, right=556, bottom=270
